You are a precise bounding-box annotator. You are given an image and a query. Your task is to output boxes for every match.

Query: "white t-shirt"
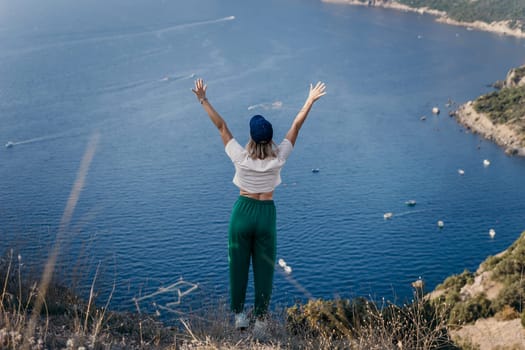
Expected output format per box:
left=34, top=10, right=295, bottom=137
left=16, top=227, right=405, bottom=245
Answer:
left=225, top=138, right=293, bottom=193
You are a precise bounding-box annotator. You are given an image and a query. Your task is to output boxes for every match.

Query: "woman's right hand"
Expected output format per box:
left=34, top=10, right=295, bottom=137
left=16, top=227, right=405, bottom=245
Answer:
left=192, top=78, right=208, bottom=102
left=307, top=81, right=327, bottom=103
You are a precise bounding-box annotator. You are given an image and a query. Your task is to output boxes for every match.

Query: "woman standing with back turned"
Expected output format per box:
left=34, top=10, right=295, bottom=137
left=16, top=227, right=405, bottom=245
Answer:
left=192, top=78, right=326, bottom=339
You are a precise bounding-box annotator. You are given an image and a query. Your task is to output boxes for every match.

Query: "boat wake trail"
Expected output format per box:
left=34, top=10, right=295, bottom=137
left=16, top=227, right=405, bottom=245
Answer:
left=3, top=16, right=236, bottom=58
left=132, top=278, right=198, bottom=315
left=7, top=130, right=82, bottom=148
left=97, top=72, right=195, bottom=96
left=247, top=100, right=283, bottom=111
left=99, top=80, right=156, bottom=94
left=154, top=16, right=235, bottom=36
left=158, top=72, right=196, bottom=83
left=394, top=209, right=429, bottom=218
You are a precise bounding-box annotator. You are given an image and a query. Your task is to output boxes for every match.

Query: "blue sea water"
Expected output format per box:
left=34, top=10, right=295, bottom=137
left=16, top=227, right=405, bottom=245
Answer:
left=1, top=0, right=525, bottom=314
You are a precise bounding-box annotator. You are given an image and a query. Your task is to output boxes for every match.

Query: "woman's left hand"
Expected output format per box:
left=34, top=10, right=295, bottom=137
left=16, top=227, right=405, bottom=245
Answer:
left=192, top=78, right=207, bottom=102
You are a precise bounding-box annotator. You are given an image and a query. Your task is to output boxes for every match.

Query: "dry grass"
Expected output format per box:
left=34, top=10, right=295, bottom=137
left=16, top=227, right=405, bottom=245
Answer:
left=10, top=233, right=525, bottom=350
left=1, top=251, right=464, bottom=350
left=494, top=305, right=520, bottom=321
left=0, top=248, right=182, bottom=349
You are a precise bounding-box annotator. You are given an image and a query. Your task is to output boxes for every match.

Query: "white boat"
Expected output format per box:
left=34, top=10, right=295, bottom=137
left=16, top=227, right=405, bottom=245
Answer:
left=383, top=212, right=393, bottom=220
left=5, top=141, right=14, bottom=148
left=458, top=169, right=465, bottom=175
left=437, top=220, right=444, bottom=228
left=432, top=107, right=440, bottom=115
left=405, top=200, right=416, bottom=207
left=483, top=159, right=491, bottom=167
left=489, top=228, right=496, bottom=238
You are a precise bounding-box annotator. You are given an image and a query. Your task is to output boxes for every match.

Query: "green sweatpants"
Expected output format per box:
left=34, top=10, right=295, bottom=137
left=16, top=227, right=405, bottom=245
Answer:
left=228, top=195, right=276, bottom=317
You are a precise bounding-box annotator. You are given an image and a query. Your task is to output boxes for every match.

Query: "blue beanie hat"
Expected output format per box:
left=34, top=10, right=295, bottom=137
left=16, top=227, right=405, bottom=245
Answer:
left=250, top=115, right=273, bottom=144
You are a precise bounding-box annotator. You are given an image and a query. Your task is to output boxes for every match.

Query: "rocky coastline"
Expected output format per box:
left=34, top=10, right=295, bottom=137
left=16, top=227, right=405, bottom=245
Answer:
left=454, top=65, right=525, bottom=157
left=323, top=0, right=525, bottom=157
left=321, top=0, right=525, bottom=39
left=454, top=102, right=525, bottom=157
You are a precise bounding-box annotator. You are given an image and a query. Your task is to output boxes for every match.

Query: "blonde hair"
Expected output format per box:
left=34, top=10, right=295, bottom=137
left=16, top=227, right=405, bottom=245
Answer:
left=246, top=139, right=277, bottom=160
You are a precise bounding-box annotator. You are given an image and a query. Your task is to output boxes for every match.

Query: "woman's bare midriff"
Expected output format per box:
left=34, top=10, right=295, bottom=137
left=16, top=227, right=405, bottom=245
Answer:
left=240, top=190, right=274, bottom=201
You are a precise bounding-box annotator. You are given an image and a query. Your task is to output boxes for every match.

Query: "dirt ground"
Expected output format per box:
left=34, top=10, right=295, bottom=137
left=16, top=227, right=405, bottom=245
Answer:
left=452, top=317, right=525, bottom=350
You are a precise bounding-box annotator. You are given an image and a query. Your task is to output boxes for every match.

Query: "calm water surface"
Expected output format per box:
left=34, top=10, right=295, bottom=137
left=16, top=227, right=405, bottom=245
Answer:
left=1, top=0, right=525, bottom=313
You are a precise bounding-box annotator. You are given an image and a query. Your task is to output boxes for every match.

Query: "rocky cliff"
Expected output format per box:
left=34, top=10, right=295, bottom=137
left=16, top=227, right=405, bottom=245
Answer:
left=429, top=231, right=525, bottom=349
left=454, top=65, right=525, bottom=156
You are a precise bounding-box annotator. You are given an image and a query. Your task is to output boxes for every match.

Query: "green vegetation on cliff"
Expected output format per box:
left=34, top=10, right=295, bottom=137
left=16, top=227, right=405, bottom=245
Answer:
left=430, top=231, right=525, bottom=326
left=484, top=231, right=525, bottom=282
left=474, top=85, right=525, bottom=129
left=397, top=0, right=525, bottom=29
left=482, top=231, right=525, bottom=312
left=474, top=79, right=525, bottom=144
left=468, top=64, right=525, bottom=146
left=287, top=230, right=525, bottom=347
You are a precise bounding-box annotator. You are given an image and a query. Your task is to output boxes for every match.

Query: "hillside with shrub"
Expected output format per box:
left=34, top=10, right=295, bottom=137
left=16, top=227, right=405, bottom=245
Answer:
left=428, top=231, right=525, bottom=348
left=475, top=66, right=525, bottom=129
left=339, top=0, right=525, bottom=37
left=285, top=231, right=525, bottom=348
left=432, top=231, right=525, bottom=322
left=454, top=65, right=525, bottom=156
left=397, top=0, right=525, bottom=30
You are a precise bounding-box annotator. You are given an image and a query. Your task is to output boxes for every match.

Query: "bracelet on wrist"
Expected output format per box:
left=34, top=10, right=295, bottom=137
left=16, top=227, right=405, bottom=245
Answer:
left=199, top=97, right=208, bottom=104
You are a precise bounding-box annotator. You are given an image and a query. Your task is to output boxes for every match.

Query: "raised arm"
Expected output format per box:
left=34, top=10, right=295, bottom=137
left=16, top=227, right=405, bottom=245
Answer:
left=192, top=78, right=233, bottom=146
left=285, top=82, right=326, bottom=146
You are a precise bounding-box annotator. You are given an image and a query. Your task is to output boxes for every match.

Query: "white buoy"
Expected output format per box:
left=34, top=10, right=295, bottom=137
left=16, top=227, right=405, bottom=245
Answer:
left=458, top=169, right=465, bottom=175
left=483, top=159, right=491, bottom=167
left=489, top=229, right=496, bottom=238
left=384, top=212, right=393, bottom=220
left=437, top=220, right=444, bottom=228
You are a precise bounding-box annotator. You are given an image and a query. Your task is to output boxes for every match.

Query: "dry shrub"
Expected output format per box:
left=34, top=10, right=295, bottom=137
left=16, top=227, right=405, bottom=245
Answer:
left=493, top=281, right=525, bottom=313
left=436, top=270, right=474, bottom=292
left=494, top=305, right=520, bottom=321
left=286, top=298, right=364, bottom=340
left=452, top=335, right=481, bottom=350
left=446, top=293, right=493, bottom=325
left=287, top=293, right=459, bottom=350
left=1, top=249, right=176, bottom=350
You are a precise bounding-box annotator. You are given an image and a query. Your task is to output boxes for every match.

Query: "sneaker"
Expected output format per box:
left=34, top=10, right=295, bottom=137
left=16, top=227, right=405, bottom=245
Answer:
left=235, top=312, right=249, bottom=330
left=252, top=319, right=268, bottom=341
